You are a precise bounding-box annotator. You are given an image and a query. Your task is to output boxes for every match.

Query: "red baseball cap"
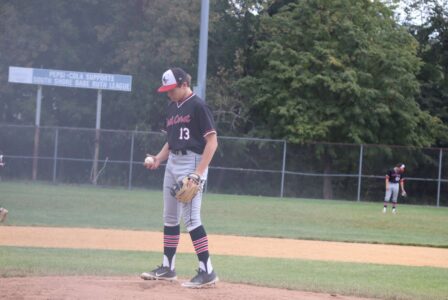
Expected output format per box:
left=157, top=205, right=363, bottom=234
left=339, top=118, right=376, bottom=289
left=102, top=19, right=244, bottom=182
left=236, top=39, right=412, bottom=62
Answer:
left=157, top=68, right=188, bottom=92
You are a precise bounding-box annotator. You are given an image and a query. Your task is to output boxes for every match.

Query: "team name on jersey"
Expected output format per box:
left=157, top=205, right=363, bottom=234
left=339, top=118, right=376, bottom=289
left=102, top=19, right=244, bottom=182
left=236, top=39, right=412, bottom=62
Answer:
left=166, top=114, right=191, bottom=127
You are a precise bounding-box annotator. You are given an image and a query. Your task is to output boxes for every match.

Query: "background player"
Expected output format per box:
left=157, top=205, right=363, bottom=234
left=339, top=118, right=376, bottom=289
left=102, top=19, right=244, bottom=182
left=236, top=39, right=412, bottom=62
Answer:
left=0, top=152, right=8, bottom=222
left=140, top=67, right=219, bottom=288
left=383, top=163, right=406, bottom=214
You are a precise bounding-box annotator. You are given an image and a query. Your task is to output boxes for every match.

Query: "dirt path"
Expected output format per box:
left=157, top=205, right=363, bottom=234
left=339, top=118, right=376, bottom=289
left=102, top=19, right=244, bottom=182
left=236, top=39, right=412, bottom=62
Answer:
left=1, top=226, right=448, bottom=268
left=1, top=226, right=447, bottom=300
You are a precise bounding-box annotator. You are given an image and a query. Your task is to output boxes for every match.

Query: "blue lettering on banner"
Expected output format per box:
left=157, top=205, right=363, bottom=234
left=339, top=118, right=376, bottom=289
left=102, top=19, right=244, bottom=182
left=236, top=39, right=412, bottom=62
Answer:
left=33, top=77, right=53, bottom=85
left=108, top=82, right=130, bottom=90
left=74, top=80, right=89, bottom=88
left=54, top=78, right=73, bottom=86
left=28, top=68, right=131, bottom=91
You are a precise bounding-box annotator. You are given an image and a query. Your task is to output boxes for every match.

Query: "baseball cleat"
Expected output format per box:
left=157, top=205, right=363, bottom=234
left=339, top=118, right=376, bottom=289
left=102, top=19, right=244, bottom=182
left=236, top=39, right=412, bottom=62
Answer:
left=140, top=265, right=177, bottom=281
left=0, top=208, right=8, bottom=222
left=392, top=208, right=396, bottom=214
left=182, top=269, right=218, bottom=288
left=382, top=207, right=387, bottom=213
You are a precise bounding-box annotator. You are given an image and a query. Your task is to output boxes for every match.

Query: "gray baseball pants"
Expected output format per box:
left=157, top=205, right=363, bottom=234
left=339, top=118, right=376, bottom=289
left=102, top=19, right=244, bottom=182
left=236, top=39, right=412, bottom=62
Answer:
left=384, top=183, right=399, bottom=202
left=163, top=151, right=208, bottom=232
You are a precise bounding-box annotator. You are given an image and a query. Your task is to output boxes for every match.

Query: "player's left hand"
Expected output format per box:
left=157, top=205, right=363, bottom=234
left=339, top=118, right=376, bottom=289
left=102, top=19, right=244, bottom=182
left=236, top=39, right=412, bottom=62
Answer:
left=171, top=173, right=201, bottom=203
left=401, top=191, right=407, bottom=197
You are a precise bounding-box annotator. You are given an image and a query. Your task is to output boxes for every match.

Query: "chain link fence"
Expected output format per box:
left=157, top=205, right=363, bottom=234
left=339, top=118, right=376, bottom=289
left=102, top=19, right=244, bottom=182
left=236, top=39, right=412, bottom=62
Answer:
left=1, top=124, right=447, bottom=207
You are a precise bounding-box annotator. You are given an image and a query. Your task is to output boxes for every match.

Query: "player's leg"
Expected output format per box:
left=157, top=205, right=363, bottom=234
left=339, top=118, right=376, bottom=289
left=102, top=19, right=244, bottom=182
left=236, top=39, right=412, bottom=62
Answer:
left=383, top=186, right=392, bottom=213
left=391, top=184, right=399, bottom=214
left=141, top=159, right=180, bottom=281
left=175, top=152, right=218, bottom=288
left=0, top=207, right=8, bottom=223
left=181, top=194, right=218, bottom=288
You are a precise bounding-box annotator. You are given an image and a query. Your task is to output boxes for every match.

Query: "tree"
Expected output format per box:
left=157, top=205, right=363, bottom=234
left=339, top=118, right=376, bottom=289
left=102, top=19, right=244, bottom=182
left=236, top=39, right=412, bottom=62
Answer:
left=0, top=0, right=131, bottom=128
left=100, top=0, right=202, bottom=131
left=400, top=0, right=448, bottom=146
left=237, top=0, right=445, bottom=199
left=0, top=0, right=202, bottom=131
left=206, top=0, right=264, bottom=135
left=238, top=0, right=443, bottom=146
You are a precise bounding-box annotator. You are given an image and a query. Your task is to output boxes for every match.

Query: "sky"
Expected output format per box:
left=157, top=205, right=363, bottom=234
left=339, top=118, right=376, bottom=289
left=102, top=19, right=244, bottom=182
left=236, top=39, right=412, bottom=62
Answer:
left=390, top=0, right=447, bottom=25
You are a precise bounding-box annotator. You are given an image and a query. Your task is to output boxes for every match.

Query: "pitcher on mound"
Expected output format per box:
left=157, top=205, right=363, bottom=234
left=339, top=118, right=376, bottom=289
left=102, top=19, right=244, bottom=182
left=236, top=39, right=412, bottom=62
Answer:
left=141, top=67, right=219, bottom=288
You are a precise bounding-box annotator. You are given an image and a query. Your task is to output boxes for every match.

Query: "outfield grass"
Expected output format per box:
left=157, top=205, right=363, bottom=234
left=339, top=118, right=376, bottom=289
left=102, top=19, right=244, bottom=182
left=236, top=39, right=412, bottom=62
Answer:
left=0, top=181, right=447, bottom=246
left=1, top=181, right=448, bottom=300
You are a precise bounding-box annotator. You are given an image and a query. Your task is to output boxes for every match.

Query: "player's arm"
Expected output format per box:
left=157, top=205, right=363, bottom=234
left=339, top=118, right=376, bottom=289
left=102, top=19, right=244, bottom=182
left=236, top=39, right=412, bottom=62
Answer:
left=400, top=179, right=406, bottom=196
left=155, top=143, right=170, bottom=162
left=385, top=175, right=390, bottom=190
left=146, top=142, right=170, bottom=170
left=195, top=132, right=218, bottom=177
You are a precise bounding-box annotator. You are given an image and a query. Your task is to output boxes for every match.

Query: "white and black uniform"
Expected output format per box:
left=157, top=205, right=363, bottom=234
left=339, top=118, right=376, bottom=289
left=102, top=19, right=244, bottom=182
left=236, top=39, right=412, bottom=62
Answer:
left=384, top=168, right=404, bottom=202
left=141, top=67, right=218, bottom=281
left=163, top=93, right=216, bottom=231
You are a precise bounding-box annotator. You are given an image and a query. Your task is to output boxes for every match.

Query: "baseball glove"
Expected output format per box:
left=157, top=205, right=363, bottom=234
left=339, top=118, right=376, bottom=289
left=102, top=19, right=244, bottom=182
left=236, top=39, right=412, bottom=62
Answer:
left=170, top=173, right=202, bottom=203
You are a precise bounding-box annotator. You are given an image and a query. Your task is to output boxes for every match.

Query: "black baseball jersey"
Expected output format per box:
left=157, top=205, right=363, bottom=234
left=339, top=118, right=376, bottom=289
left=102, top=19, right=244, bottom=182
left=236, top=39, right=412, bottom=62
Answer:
left=165, top=93, right=216, bottom=154
left=386, top=168, right=404, bottom=184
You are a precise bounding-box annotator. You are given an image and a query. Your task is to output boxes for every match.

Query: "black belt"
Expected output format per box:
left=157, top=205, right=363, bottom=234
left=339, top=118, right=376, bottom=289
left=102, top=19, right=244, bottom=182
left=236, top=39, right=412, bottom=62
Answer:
left=171, top=149, right=188, bottom=155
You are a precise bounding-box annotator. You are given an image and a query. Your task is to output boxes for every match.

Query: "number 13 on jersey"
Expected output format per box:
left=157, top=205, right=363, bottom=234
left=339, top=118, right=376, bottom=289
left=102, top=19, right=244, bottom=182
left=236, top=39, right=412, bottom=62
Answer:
left=179, top=127, right=190, bottom=140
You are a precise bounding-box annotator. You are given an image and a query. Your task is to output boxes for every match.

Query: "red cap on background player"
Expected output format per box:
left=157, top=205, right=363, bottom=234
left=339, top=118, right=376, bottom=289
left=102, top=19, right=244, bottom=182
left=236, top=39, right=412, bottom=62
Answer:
left=157, top=68, right=188, bottom=92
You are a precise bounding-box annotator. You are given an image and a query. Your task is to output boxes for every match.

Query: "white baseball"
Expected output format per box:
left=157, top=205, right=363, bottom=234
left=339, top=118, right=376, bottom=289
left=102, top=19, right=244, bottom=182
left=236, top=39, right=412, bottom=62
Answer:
left=144, top=156, right=154, bottom=165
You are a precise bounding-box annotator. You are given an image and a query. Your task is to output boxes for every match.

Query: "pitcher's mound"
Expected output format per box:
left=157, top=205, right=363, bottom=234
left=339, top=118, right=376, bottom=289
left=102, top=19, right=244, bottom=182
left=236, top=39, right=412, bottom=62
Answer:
left=0, top=276, right=375, bottom=300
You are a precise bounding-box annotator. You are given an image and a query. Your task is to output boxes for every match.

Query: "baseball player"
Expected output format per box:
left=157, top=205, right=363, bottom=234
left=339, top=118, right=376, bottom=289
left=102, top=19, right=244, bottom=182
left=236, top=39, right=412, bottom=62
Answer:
left=0, top=153, right=8, bottom=223
left=0, top=207, right=7, bottom=223
left=383, top=163, right=406, bottom=214
left=140, top=67, right=219, bottom=288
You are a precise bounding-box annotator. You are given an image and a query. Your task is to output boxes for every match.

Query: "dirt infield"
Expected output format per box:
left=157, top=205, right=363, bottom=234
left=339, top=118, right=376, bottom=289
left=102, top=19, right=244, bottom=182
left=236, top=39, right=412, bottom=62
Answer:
left=1, top=226, right=448, bottom=299
left=1, top=276, right=377, bottom=300
left=2, top=226, right=448, bottom=267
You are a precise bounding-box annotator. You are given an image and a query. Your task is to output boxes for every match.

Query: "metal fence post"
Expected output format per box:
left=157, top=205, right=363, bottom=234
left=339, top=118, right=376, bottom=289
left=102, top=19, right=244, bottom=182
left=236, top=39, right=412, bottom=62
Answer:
left=357, top=144, right=364, bottom=202
left=436, top=148, right=442, bottom=207
left=92, top=89, right=103, bottom=185
left=280, top=140, right=287, bottom=198
left=52, top=127, right=59, bottom=183
left=128, top=131, right=135, bottom=190
left=32, top=85, right=43, bottom=180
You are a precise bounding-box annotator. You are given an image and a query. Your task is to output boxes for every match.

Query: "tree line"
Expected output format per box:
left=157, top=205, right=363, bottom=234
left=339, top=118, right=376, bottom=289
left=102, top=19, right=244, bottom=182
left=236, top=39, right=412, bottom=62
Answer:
left=0, top=0, right=447, bottom=148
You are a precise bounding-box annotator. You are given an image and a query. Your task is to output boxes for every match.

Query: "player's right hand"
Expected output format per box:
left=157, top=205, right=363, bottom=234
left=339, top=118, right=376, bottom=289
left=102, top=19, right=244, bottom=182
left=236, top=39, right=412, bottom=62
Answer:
left=144, top=154, right=160, bottom=170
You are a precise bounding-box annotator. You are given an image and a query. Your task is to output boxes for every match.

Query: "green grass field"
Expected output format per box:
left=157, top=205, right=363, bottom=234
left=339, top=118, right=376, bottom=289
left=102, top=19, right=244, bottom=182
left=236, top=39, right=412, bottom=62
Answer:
left=1, top=181, right=448, bottom=300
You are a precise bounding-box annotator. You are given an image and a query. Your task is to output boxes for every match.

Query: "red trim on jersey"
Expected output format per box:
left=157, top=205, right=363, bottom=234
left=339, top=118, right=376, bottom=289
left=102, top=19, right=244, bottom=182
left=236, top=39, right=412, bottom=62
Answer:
left=203, top=130, right=217, bottom=137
